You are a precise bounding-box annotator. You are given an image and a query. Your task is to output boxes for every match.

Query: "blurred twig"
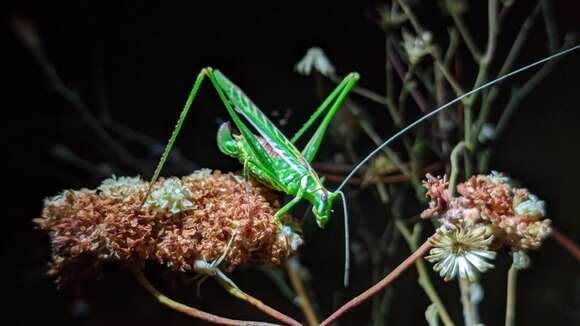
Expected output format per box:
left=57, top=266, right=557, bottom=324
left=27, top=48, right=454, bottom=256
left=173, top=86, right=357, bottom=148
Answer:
left=504, top=264, right=518, bottom=326
left=395, top=221, right=454, bottom=326
left=286, top=258, right=319, bottom=326
left=131, top=267, right=281, bottom=326
left=551, top=228, right=580, bottom=262
left=320, top=240, right=432, bottom=325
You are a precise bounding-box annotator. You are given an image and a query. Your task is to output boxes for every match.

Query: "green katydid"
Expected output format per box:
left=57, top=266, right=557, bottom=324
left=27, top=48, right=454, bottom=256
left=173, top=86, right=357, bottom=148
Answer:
left=142, top=67, right=360, bottom=286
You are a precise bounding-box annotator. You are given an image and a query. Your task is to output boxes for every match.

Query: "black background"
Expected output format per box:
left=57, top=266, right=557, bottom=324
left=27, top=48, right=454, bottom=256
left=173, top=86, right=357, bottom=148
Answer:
left=4, top=1, right=580, bottom=325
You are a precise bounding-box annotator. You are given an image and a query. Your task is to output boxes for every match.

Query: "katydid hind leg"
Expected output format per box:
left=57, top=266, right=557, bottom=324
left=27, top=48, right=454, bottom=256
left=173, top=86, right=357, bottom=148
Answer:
left=293, top=73, right=360, bottom=162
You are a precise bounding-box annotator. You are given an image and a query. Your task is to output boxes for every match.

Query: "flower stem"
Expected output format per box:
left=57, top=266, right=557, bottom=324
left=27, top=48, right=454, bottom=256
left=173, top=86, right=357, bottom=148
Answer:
left=394, top=0, right=465, bottom=97
left=449, top=141, right=466, bottom=197
left=286, top=258, right=319, bottom=326
left=551, top=228, right=580, bottom=262
left=320, top=240, right=432, bottom=326
left=505, top=264, right=518, bottom=326
left=214, top=274, right=302, bottom=326
left=395, top=221, right=455, bottom=326
left=459, top=279, right=479, bottom=326
left=131, top=267, right=280, bottom=326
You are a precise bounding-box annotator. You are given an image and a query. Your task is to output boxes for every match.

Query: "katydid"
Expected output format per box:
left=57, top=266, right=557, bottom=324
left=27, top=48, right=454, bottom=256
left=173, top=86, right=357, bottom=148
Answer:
left=143, top=67, right=360, bottom=286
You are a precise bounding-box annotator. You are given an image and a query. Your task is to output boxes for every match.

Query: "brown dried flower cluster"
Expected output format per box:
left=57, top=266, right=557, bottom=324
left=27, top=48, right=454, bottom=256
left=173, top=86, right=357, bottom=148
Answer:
left=421, top=172, right=551, bottom=251
left=35, top=170, right=302, bottom=285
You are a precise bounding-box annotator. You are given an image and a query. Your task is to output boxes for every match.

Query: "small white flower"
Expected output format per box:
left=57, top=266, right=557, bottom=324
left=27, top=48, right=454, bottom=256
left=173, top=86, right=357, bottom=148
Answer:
left=488, top=170, right=510, bottom=184
left=514, top=194, right=546, bottom=218
left=478, top=123, right=496, bottom=143
left=510, top=250, right=531, bottom=270
left=401, top=29, right=432, bottom=65
left=144, top=178, right=194, bottom=214
left=278, top=224, right=303, bottom=252
left=295, top=47, right=336, bottom=77
left=44, top=191, right=70, bottom=206
left=98, top=175, right=145, bottom=198
left=426, top=225, right=496, bottom=282
left=190, top=168, right=213, bottom=178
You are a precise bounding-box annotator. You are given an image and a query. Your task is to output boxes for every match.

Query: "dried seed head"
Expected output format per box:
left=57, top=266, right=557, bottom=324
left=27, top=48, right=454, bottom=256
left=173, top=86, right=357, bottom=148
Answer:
left=35, top=170, right=302, bottom=286
left=421, top=172, right=551, bottom=281
left=421, top=172, right=551, bottom=251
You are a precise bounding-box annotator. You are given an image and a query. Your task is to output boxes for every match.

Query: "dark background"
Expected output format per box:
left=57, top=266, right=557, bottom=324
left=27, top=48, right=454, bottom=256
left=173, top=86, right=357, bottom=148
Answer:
left=4, top=1, right=580, bottom=325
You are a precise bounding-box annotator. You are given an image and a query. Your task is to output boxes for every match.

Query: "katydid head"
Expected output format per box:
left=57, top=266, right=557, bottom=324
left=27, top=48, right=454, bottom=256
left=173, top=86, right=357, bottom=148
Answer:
left=312, top=189, right=337, bottom=227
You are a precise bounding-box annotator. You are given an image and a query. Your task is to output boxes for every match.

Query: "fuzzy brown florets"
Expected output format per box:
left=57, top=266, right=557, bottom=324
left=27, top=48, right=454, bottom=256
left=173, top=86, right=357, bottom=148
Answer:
left=420, top=172, right=551, bottom=251
left=35, top=170, right=302, bottom=285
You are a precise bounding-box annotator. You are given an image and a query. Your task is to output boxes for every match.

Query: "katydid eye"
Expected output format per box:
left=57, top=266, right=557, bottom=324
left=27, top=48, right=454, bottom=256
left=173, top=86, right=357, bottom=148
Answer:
left=320, top=192, right=327, bottom=201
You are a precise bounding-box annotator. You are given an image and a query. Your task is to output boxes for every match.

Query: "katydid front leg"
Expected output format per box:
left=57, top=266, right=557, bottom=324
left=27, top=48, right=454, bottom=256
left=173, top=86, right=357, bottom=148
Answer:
left=273, top=176, right=308, bottom=223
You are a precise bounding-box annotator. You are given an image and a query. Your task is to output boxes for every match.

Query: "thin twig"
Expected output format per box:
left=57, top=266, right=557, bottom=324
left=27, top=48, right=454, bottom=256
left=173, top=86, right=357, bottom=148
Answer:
left=214, top=275, right=302, bottom=326
left=131, top=267, right=280, bottom=326
left=394, top=0, right=465, bottom=98
left=395, top=221, right=455, bottom=326
left=474, top=2, right=542, bottom=137
left=459, top=279, right=478, bottom=326
left=447, top=0, right=483, bottom=62
left=505, top=264, right=518, bottom=326
left=320, top=240, right=432, bottom=326
left=286, top=258, right=319, bottom=326
left=387, top=40, right=429, bottom=113
left=319, top=161, right=444, bottom=185
left=449, top=141, right=466, bottom=197
left=327, top=74, right=386, bottom=107
left=551, top=228, right=580, bottom=262
left=494, top=37, right=576, bottom=138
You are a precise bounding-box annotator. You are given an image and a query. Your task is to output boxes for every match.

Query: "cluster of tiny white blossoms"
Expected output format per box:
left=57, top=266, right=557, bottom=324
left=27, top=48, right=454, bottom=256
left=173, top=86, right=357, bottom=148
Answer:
left=421, top=171, right=551, bottom=282
left=278, top=224, right=304, bottom=253
left=294, top=47, right=336, bottom=77
left=98, top=175, right=146, bottom=198
left=401, top=29, right=432, bottom=65
left=143, top=177, right=194, bottom=215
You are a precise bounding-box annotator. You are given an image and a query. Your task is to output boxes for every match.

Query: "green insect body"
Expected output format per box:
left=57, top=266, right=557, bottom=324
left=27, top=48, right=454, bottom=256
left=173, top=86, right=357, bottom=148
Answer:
left=214, top=70, right=342, bottom=227
left=146, top=67, right=359, bottom=227
left=217, top=122, right=334, bottom=225
left=143, top=67, right=358, bottom=285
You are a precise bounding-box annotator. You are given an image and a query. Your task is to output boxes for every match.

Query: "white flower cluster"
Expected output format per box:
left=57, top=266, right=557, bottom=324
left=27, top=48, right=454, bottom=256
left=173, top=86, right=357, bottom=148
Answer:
left=295, top=47, right=336, bottom=77
left=422, top=172, right=551, bottom=282
left=98, top=175, right=146, bottom=198
left=514, top=194, right=546, bottom=218
left=143, top=178, right=194, bottom=214
left=401, top=29, right=432, bottom=65
left=278, top=224, right=303, bottom=252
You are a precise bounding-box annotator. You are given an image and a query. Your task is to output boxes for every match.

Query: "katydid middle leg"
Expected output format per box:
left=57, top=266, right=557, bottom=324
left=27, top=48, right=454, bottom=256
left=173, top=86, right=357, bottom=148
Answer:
left=273, top=175, right=308, bottom=222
